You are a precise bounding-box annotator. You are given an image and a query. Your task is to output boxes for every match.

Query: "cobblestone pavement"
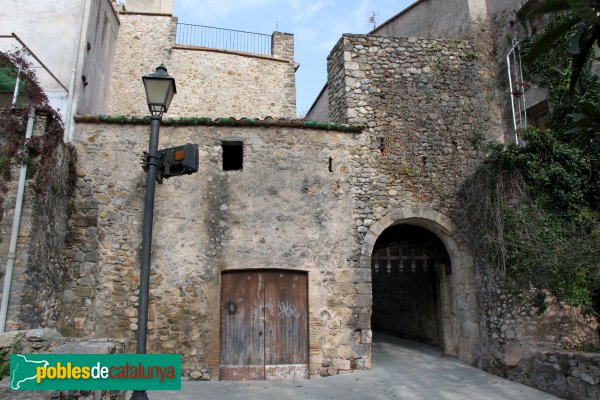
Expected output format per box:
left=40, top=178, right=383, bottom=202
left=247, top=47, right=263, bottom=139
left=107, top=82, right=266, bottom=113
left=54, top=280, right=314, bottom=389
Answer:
left=141, top=333, right=559, bottom=400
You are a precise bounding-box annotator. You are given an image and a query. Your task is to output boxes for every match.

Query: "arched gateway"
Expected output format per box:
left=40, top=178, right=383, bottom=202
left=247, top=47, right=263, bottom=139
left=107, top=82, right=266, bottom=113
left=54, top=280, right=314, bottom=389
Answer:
left=361, top=207, right=480, bottom=361
left=371, top=224, right=450, bottom=346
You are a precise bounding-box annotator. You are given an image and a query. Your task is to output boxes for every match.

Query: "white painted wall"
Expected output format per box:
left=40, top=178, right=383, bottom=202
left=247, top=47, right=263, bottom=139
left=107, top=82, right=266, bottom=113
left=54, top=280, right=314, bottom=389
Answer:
left=0, top=0, right=82, bottom=114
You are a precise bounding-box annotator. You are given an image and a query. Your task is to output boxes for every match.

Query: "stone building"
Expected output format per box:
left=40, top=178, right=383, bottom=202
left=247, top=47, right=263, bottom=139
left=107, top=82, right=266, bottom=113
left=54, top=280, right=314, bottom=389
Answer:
left=0, top=0, right=599, bottom=397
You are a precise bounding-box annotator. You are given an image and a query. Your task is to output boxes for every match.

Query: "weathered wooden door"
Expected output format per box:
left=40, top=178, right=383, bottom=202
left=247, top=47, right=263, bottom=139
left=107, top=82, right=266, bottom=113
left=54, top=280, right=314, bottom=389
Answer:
left=220, top=270, right=308, bottom=380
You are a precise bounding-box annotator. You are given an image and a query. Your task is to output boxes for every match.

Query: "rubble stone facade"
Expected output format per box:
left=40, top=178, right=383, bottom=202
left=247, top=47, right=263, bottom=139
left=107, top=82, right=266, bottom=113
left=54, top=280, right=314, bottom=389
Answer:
left=0, top=114, right=74, bottom=332
left=69, top=119, right=365, bottom=378
left=62, top=33, right=501, bottom=377
left=1, top=1, right=598, bottom=398
left=108, top=13, right=296, bottom=119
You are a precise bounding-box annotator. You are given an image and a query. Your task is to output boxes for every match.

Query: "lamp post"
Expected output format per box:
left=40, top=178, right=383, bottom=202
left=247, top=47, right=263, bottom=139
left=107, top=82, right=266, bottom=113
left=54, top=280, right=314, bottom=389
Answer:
left=131, top=64, right=176, bottom=400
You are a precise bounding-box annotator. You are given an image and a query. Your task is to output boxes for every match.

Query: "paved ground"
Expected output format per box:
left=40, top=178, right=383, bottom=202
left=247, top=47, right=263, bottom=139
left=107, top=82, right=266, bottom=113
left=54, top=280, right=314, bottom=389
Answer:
left=141, top=333, right=559, bottom=400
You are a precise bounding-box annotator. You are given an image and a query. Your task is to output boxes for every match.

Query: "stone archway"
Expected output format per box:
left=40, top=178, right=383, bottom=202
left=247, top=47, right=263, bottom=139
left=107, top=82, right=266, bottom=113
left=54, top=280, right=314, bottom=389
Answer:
left=360, top=207, right=480, bottom=363
left=371, top=224, right=450, bottom=347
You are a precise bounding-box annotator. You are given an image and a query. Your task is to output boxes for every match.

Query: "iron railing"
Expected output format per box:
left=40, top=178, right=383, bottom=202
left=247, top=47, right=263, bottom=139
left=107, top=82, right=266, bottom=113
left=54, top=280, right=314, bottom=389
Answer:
left=176, top=23, right=272, bottom=55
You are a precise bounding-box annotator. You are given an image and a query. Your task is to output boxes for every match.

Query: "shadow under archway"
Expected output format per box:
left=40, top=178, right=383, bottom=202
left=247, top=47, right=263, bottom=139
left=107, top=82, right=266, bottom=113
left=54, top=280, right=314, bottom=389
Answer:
left=371, top=224, right=451, bottom=347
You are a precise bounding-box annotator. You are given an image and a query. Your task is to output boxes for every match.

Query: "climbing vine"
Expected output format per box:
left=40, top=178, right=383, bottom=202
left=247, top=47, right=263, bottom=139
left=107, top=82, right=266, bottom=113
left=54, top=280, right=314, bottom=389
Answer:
left=460, top=13, right=600, bottom=314
left=461, top=130, right=599, bottom=312
left=0, top=49, right=77, bottom=206
left=520, top=13, right=600, bottom=133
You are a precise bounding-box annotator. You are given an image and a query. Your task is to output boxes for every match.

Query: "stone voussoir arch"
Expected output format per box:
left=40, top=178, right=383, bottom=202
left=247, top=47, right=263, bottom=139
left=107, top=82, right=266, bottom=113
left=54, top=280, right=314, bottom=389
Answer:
left=361, top=205, right=480, bottom=362
left=360, top=206, right=459, bottom=267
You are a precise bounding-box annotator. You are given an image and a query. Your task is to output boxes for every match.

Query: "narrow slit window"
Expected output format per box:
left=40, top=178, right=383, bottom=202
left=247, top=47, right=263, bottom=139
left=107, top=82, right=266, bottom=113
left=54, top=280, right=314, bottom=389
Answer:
left=328, top=157, right=333, bottom=172
left=222, top=142, right=243, bottom=171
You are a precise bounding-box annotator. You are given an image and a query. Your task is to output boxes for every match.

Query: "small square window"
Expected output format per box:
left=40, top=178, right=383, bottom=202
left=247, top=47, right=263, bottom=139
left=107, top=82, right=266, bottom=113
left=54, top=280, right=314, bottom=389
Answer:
left=222, top=142, right=243, bottom=171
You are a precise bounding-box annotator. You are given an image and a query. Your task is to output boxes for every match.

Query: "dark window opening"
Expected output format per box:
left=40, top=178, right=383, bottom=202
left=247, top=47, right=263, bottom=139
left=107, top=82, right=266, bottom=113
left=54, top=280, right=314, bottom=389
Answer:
left=328, top=157, right=333, bottom=172
left=222, top=142, right=243, bottom=171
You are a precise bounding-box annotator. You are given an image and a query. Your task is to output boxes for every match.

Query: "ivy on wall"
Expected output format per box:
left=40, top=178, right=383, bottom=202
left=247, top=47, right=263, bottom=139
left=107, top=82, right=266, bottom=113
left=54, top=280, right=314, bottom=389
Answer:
left=0, top=50, right=77, bottom=201
left=462, top=130, right=599, bottom=312
left=461, top=13, right=600, bottom=315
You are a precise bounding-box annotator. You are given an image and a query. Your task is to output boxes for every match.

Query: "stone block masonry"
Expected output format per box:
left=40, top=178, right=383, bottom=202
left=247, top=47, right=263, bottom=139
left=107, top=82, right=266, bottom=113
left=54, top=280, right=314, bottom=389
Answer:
left=326, top=34, right=490, bottom=218
left=0, top=328, right=127, bottom=400
left=326, top=34, right=491, bottom=364
left=0, top=114, right=75, bottom=332
left=486, top=349, right=600, bottom=400
left=66, top=34, right=499, bottom=379
left=108, top=13, right=296, bottom=118
left=71, top=119, right=368, bottom=378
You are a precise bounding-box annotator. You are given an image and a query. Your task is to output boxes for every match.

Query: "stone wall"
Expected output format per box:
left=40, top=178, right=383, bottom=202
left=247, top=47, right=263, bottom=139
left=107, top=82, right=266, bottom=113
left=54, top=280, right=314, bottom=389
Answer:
left=0, top=114, right=75, bottom=331
left=108, top=13, right=297, bottom=118
left=327, top=34, right=495, bottom=364
left=0, top=328, right=127, bottom=400
left=477, top=271, right=600, bottom=398
left=60, top=168, right=101, bottom=337
left=70, top=118, right=368, bottom=378
left=107, top=13, right=175, bottom=116
left=168, top=43, right=296, bottom=119
left=485, top=349, right=600, bottom=400
left=481, top=281, right=599, bottom=354
left=327, top=34, right=492, bottom=213
left=309, top=0, right=508, bottom=140
left=67, top=34, right=501, bottom=378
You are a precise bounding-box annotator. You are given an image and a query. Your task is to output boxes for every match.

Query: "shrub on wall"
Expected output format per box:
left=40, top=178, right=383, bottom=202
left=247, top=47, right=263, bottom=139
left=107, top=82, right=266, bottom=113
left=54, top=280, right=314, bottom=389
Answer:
left=461, top=12, right=600, bottom=317
left=0, top=50, right=77, bottom=201
left=462, top=130, right=600, bottom=313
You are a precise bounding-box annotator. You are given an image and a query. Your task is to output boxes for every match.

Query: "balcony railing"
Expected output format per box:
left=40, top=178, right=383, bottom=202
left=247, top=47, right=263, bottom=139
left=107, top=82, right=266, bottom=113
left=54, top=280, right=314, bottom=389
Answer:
left=176, top=23, right=272, bottom=56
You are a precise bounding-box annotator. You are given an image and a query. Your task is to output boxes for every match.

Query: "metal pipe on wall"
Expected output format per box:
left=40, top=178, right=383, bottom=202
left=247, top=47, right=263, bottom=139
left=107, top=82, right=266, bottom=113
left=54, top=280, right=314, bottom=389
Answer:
left=11, top=66, right=21, bottom=107
left=0, top=108, right=36, bottom=332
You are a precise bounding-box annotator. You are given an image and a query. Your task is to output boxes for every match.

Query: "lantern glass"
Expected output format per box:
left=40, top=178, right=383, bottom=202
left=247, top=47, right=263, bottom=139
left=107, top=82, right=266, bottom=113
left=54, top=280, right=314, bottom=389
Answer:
left=142, top=64, right=176, bottom=115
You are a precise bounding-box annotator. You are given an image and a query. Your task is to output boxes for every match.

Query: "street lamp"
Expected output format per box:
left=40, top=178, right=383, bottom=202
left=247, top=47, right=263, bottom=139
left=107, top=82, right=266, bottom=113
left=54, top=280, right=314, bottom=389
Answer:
left=142, top=64, right=176, bottom=115
left=131, top=64, right=176, bottom=400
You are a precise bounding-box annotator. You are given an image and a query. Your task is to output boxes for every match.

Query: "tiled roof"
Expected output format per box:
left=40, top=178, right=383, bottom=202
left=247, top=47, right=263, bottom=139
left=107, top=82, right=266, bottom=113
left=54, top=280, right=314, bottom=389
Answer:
left=74, top=115, right=363, bottom=133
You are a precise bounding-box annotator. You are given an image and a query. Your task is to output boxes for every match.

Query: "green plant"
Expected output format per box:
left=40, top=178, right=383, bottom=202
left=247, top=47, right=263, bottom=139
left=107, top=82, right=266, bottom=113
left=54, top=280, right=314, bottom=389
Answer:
left=566, top=99, right=600, bottom=153
left=401, top=166, right=417, bottom=177
left=67, top=202, right=77, bottom=216
left=447, top=39, right=460, bottom=49
left=460, top=128, right=600, bottom=311
left=0, top=50, right=77, bottom=194
left=522, top=0, right=600, bottom=98
left=576, top=343, right=600, bottom=353
left=469, top=131, right=486, bottom=149
left=465, top=49, right=478, bottom=60
left=532, top=291, right=548, bottom=315
left=433, top=56, right=444, bottom=71
left=0, top=341, right=19, bottom=379
left=521, top=12, right=600, bottom=141
left=0, top=359, right=8, bottom=379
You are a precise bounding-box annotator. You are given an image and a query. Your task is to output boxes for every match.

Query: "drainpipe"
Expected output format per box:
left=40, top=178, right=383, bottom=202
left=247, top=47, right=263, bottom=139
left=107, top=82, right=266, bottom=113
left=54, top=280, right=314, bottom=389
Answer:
left=64, top=0, right=87, bottom=143
left=11, top=66, right=21, bottom=107
left=0, top=108, right=36, bottom=332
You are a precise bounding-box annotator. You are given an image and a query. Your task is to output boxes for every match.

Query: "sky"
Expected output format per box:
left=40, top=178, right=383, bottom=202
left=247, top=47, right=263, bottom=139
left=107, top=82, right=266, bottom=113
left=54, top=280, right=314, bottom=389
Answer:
left=172, top=0, right=416, bottom=116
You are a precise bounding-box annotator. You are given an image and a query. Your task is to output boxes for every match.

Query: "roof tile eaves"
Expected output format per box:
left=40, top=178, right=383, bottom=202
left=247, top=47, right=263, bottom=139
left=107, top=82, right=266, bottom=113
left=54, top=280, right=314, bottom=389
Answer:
left=75, top=115, right=363, bottom=133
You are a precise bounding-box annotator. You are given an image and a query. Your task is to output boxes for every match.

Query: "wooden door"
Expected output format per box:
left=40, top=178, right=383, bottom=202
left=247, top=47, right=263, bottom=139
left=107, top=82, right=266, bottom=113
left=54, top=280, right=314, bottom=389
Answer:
left=220, top=270, right=308, bottom=380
